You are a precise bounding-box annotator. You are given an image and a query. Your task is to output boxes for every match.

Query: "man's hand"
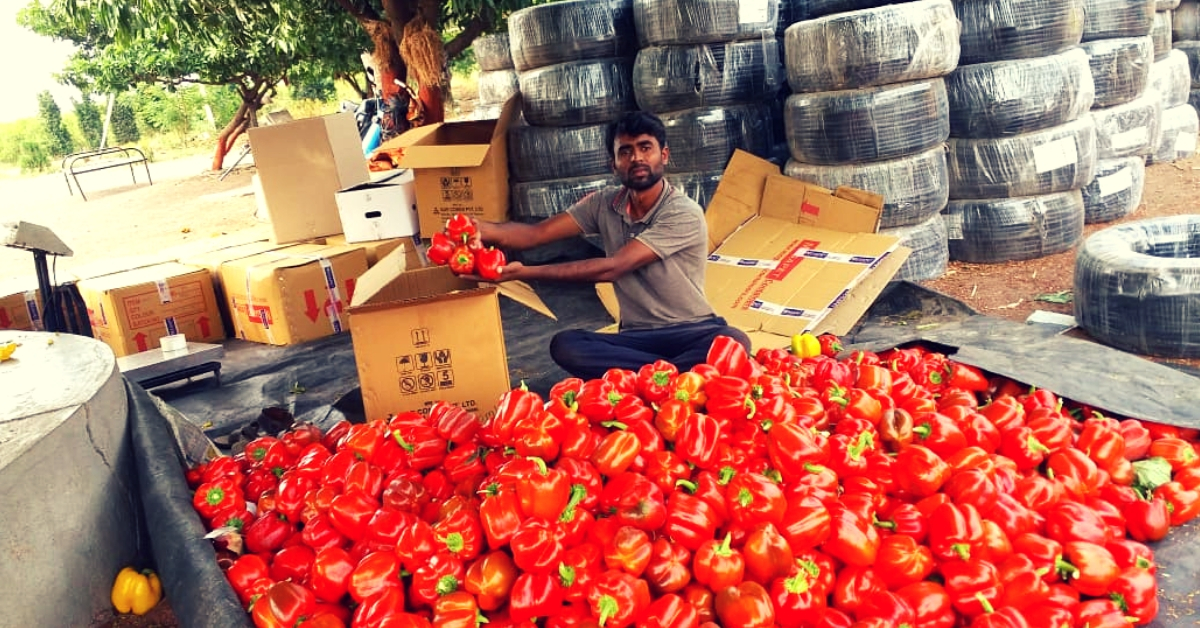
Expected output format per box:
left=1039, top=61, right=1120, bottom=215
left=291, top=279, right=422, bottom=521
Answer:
left=462, top=261, right=525, bottom=283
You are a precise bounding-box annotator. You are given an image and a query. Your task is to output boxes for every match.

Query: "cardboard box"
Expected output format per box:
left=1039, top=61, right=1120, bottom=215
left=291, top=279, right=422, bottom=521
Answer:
left=349, top=247, right=554, bottom=421
left=220, top=244, right=369, bottom=346
left=325, top=234, right=426, bottom=269
left=248, top=113, right=371, bottom=244
left=705, top=150, right=910, bottom=347
left=77, top=262, right=225, bottom=357
left=180, top=240, right=298, bottom=337
left=158, top=225, right=274, bottom=261
left=336, top=169, right=421, bottom=242
left=0, top=278, right=43, bottom=332
left=383, top=96, right=519, bottom=238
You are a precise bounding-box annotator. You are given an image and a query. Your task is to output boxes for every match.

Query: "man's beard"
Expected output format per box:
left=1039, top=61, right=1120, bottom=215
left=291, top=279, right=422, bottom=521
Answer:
left=622, top=165, right=663, bottom=191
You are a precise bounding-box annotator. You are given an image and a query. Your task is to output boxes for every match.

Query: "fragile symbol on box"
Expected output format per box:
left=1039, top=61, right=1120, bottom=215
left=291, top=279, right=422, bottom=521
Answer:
left=418, top=372, right=436, bottom=392
left=441, top=189, right=474, bottom=202
left=415, top=352, right=433, bottom=370
left=437, top=369, right=454, bottom=389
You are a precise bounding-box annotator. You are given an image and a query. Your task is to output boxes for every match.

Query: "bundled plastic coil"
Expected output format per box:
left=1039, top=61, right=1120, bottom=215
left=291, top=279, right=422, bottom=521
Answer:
left=1173, top=0, right=1200, bottom=40
left=509, top=217, right=605, bottom=264
left=1074, top=215, right=1200, bottom=357
left=946, top=49, right=1095, bottom=139
left=473, top=103, right=505, bottom=120
left=1149, top=103, right=1200, bottom=163
left=956, top=0, right=1085, bottom=66
left=1150, top=49, right=1193, bottom=107
left=633, top=0, right=780, bottom=47
left=1092, top=90, right=1162, bottom=159
left=633, top=39, right=783, bottom=113
left=788, top=0, right=905, bottom=21
left=477, top=70, right=520, bottom=106
left=880, top=214, right=949, bottom=282
left=1191, top=88, right=1200, bottom=110
left=1159, top=0, right=1182, bottom=9
left=782, top=0, right=961, bottom=94
left=1081, top=0, right=1155, bottom=41
left=1153, top=10, right=1173, bottom=60
left=508, top=124, right=612, bottom=183
left=519, top=59, right=636, bottom=127
left=508, top=0, right=636, bottom=72
left=784, top=79, right=949, bottom=165
left=783, top=145, right=950, bottom=229
left=473, top=33, right=514, bottom=72
left=1082, top=157, right=1146, bottom=223
left=661, top=103, right=774, bottom=172
left=1082, top=37, right=1155, bottom=108
left=1176, top=42, right=1200, bottom=88
left=511, top=173, right=615, bottom=220
left=944, top=191, right=1085, bottom=263
left=946, top=115, right=1097, bottom=199
left=666, top=170, right=724, bottom=209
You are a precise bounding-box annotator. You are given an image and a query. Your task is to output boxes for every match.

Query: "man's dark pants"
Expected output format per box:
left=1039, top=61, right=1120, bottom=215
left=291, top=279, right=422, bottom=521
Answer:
left=549, top=316, right=753, bottom=380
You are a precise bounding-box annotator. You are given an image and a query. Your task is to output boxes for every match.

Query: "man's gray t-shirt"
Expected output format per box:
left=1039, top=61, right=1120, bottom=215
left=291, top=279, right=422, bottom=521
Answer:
left=567, top=183, right=715, bottom=330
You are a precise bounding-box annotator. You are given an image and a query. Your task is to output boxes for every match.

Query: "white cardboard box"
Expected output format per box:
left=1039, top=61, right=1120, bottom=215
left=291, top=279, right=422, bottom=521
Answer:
left=336, top=170, right=421, bottom=243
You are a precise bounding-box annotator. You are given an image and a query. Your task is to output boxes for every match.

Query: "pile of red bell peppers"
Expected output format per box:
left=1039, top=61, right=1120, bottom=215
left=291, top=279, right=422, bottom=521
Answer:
left=426, top=214, right=505, bottom=281
left=187, top=335, right=1200, bottom=628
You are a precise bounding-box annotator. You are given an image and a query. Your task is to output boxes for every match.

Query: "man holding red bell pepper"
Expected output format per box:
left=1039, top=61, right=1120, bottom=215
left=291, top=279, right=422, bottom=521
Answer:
left=468, top=111, right=750, bottom=379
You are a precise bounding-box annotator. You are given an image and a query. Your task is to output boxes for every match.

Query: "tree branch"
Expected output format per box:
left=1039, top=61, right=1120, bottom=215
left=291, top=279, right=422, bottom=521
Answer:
left=333, top=0, right=382, bottom=22
left=445, top=13, right=493, bottom=60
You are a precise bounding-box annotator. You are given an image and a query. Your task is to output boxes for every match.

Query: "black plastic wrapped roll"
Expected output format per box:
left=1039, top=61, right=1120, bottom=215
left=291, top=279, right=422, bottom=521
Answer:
left=473, top=33, right=514, bottom=72
left=666, top=170, right=725, bottom=209
left=784, top=79, right=950, bottom=165
left=1082, top=0, right=1155, bottom=41
left=1149, top=103, right=1200, bottom=163
left=1173, top=0, right=1200, bottom=40
left=946, top=49, right=1095, bottom=139
left=508, top=0, right=636, bottom=72
left=472, top=103, right=505, bottom=120
left=1159, top=0, right=1181, bottom=9
left=508, top=123, right=613, bottom=183
left=880, top=214, right=949, bottom=281
left=1074, top=215, right=1200, bottom=357
left=1153, top=10, right=1173, bottom=60
left=633, top=39, right=783, bottom=112
left=1150, top=49, right=1192, bottom=107
left=784, top=145, right=950, bottom=229
left=947, top=115, right=1097, bottom=199
left=633, top=0, right=780, bottom=47
left=956, top=0, right=1085, bottom=66
left=1082, top=37, right=1154, bottom=108
left=477, top=69, right=520, bottom=106
left=661, top=103, right=774, bottom=172
left=1092, top=90, right=1162, bottom=159
left=944, top=190, right=1085, bottom=263
left=788, top=0, right=905, bottom=21
left=519, top=58, right=637, bottom=127
left=1176, top=42, right=1200, bottom=88
left=1082, top=157, right=1146, bottom=223
left=512, top=173, right=615, bottom=220
left=509, top=216, right=606, bottom=264
left=783, top=0, right=961, bottom=93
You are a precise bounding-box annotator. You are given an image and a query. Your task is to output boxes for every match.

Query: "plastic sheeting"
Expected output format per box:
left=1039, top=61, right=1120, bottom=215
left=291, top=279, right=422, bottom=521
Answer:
left=784, top=78, right=950, bottom=165
left=943, top=190, right=1086, bottom=263
left=786, top=0, right=898, bottom=22
left=1092, top=89, right=1162, bottom=159
left=633, top=38, right=783, bottom=113
left=473, top=32, right=514, bottom=72
left=633, top=0, right=780, bottom=47
left=477, top=69, right=520, bottom=106
left=1149, top=49, right=1193, bottom=107
left=508, top=123, right=612, bottom=183
left=1082, top=156, right=1147, bottom=223
left=784, top=145, right=950, bottom=229
left=1172, top=0, right=1200, bottom=40
left=1082, top=36, right=1155, bottom=108
left=1153, top=10, right=1174, bottom=59
left=1159, top=0, right=1182, bottom=10
left=946, top=115, right=1098, bottom=199
left=508, top=0, right=636, bottom=72
left=1081, top=0, right=1156, bottom=41
left=1075, top=215, right=1200, bottom=357
left=956, top=0, right=1085, bottom=66
left=661, top=103, right=774, bottom=172
left=512, top=173, right=615, bottom=220
left=1175, top=42, right=1200, bottom=88
left=782, top=0, right=961, bottom=93
left=519, top=58, right=637, bottom=127
left=879, top=214, right=949, bottom=281
left=1149, top=103, right=1200, bottom=162
left=666, top=169, right=725, bottom=209
left=946, top=48, right=1095, bottom=139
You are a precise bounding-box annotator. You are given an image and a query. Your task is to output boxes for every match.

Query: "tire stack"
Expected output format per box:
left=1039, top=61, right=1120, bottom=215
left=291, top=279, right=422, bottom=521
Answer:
left=472, top=33, right=519, bottom=120
left=506, top=0, right=638, bottom=263
left=781, top=0, right=961, bottom=281
left=1148, top=42, right=1199, bottom=163
left=1168, top=1, right=1200, bottom=160
left=631, top=0, right=784, bottom=209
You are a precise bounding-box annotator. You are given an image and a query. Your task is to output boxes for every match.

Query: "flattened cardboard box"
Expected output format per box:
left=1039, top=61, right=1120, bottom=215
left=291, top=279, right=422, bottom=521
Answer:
left=0, top=278, right=43, bottom=332
left=76, top=262, right=225, bottom=357
left=220, top=244, right=368, bottom=346
left=325, top=234, right=426, bottom=269
left=349, top=246, right=554, bottom=422
left=705, top=150, right=911, bottom=347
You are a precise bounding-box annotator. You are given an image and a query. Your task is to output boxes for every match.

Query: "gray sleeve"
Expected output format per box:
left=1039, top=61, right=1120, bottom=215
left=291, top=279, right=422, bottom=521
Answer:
left=635, top=197, right=705, bottom=260
left=565, top=190, right=604, bottom=235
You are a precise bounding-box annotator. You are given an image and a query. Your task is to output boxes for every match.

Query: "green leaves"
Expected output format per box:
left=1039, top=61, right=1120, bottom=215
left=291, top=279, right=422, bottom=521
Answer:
left=1132, top=457, right=1173, bottom=494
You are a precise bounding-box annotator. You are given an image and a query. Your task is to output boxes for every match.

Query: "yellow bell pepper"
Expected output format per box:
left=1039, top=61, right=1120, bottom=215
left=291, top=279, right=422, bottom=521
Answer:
left=111, top=567, right=162, bottom=616
left=791, top=332, right=822, bottom=358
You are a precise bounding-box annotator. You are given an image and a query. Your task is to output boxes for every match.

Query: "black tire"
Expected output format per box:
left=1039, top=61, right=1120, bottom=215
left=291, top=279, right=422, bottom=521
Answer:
left=1149, top=103, right=1200, bottom=163
left=782, top=0, right=961, bottom=94
left=784, top=78, right=950, bottom=165
left=1074, top=215, right=1200, bottom=357
left=1082, top=157, right=1146, bottom=223
left=881, top=214, right=949, bottom=282
left=1175, top=42, right=1200, bottom=88
left=1082, top=0, right=1155, bottom=41
left=1173, top=0, right=1200, bottom=40
left=946, top=48, right=1095, bottom=139
left=477, top=69, right=520, bottom=106
left=1082, top=36, right=1155, bottom=108
left=511, top=173, right=615, bottom=221
left=508, top=123, right=613, bottom=183
left=473, top=33, right=514, bottom=72
left=1092, top=90, right=1162, bottom=160
left=944, top=190, right=1086, bottom=263
left=946, top=115, right=1098, bottom=199
left=633, top=0, right=780, bottom=47
left=956, top=0, right=1085, bottom=66
left=662, top=103, right=774, bottom=172
left=508, top=0, right=637, bottom=72
left=783, top=145, right=950, bottom=229
left=666, top=169, right=724, bottom=209
left=1150, top=49, right=1192, bottom=108
left=633, top=39, right=783, bottom=113
left=519, top=59, right=637, bottom=127
left=1153, top=10, right=1174, bottom=60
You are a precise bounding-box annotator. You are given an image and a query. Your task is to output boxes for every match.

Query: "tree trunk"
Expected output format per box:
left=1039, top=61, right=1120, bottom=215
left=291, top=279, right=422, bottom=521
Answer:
left=212, top=103, right=249, bottom=171
left=364, top=20, right=406, bottom=99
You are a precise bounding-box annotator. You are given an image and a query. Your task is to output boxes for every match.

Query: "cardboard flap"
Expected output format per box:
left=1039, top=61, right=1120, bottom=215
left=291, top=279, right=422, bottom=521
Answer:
left=399, top=144, right=490, bottom=169
left=382, top=124, right=441, bottom=150
left=496, top=281, right=557, bottom=320
left=705, top=150, right=781, bottom=253
left=815, top=246, right=911, bottom=336
left=835, top=186, right=884, bottom=211
left=760, top=175, right=883, bottom=233
left=595, top=283, right=620, bottom=322
left=351, top=250, right=472, bottom=308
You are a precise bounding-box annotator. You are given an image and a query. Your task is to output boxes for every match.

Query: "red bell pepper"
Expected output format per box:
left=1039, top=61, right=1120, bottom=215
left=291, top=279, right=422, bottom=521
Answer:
left=693, top=532, right=744, bottom=591
left=894, top=444, right=950, bottom=498
left=245, top=511, right=294, bottom=555
left=251, top=581, right=315, bottom=628
left=588, top=569, right=652, bottom=628
left=508, top=572, right=564, bottom=623
left=193, top=478, right=245, bottom=521
left=742, top=522, right=794, bottom=585
left=603, top=525, right=653, bottom=578
left=577, top=379, right=623, bottom=423
left=639, top=593, right=700, bottom=628
left=644, top=537, right=692, bottom=594
left=877, top=534, right=934, bottom=589
left=601, top=471, right=667, bottom=532
left=475, top=247, right=506, bottom=281
left=1057, top=541, right=1119, bottom=597
left=464, top=550, right=518, bottom=612
left=226, top=553, right=270, bottom=606
left=408, top=551, right=465, bottom=609
left=941, top=559, right=1002, bottom=618
left=445, top=213, right=477, bottom=243
left=663, top=484, right=720, bottom=551
left=637, top=359, right=679, bottom=404
left=896, top=581, right=956, bottom=628
left=426, top=231, right=457, bottom=266
left=675, top=412, right=723, bottom=470
left=821, top=503, right=880, bottom=567
left=432, top=507, right=483, bottom=562
left=447, top=245, right=475, bottom=275
left=706, top=335, right=758, bottom=380
left=1108, top=566, right=1159, bottom=625
left=1153, top=480, right=1200, bottom=526
left=714, top=581, right=775, bottom=628
left=726, top=471, right=787, bottom=529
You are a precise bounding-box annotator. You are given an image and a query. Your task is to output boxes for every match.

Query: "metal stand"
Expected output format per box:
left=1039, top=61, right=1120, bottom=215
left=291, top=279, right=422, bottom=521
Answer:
left=31, top=251, right=63, bottom=333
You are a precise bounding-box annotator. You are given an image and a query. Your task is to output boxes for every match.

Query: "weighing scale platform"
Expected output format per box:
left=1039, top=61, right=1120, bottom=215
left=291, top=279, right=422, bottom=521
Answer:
left=116, top=342, right=224, bottom=389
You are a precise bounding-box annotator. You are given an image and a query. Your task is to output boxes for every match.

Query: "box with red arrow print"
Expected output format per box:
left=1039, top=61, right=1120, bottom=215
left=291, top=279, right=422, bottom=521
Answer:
left=0, top=278, right=42, bottom=332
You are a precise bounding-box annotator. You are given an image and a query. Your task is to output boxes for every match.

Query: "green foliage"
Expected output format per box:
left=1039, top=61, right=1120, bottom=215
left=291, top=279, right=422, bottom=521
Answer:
left=36, top=90, right=73, bottom=156
left=132, top=84, right=206, bottom=143
left=0, top=119, right=53, bottom=172
left=291, top=72, right=336, bottom=102
left=19, top=140, right=51, bottom=172
left=73, top=95, right=104, bottom=149
left=110, top=95, right=140, bottom=144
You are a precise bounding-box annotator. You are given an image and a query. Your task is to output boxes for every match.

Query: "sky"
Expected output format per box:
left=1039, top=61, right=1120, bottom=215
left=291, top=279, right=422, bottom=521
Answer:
left=0, top=0, right=81, bottom=123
